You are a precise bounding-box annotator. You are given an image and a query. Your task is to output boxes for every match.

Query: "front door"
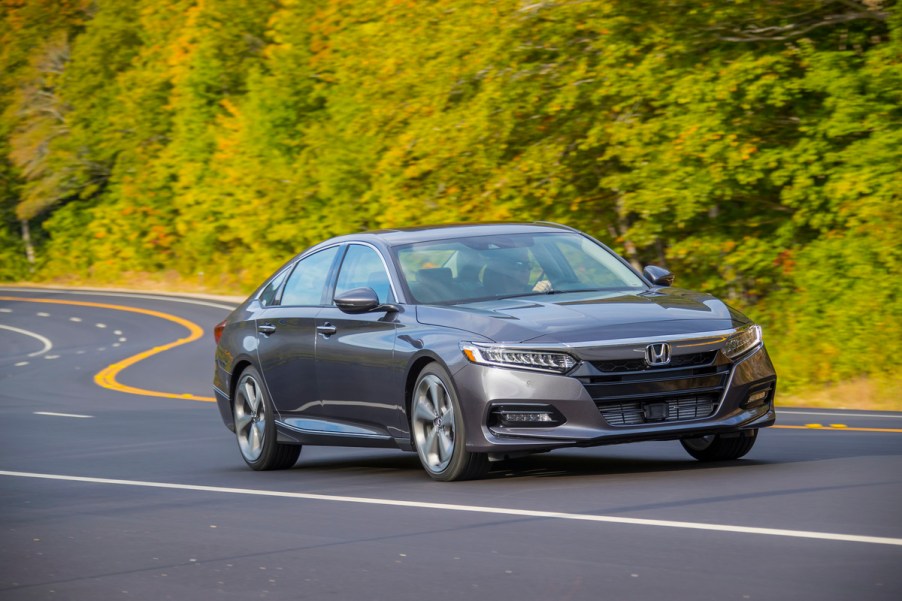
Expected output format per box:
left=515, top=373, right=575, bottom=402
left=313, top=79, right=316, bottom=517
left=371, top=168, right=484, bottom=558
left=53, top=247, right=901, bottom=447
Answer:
left=314, top=244, right=404, bottom=438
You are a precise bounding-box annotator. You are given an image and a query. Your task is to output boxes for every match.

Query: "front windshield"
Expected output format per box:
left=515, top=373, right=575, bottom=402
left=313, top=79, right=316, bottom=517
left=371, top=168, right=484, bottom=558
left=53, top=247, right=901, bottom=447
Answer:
left=393, top=232, right=647, bottom=304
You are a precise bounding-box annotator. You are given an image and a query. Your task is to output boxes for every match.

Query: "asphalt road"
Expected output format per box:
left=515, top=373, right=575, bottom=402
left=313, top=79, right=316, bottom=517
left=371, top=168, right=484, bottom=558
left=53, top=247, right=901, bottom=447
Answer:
left=1, top=287, right=900, bottom=601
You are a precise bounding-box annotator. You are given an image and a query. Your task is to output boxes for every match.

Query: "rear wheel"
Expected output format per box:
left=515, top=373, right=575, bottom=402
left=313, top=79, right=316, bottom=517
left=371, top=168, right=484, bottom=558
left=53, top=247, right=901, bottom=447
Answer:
left=681, top=430, right=758, bottom=461
left=411, top=364, right=488, bottom=481
left=234, top=366, right=301, bottom=470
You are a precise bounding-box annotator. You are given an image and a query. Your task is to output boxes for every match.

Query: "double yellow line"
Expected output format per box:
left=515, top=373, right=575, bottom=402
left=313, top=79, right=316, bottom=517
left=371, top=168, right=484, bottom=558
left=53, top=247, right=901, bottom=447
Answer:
left=773, top=424, right=902, bottom=433
left=0, top=296, right=215, bottom=402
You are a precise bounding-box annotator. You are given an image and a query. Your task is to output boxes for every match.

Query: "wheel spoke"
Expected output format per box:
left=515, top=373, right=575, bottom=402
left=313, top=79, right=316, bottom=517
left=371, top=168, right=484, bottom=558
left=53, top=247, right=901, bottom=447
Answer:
left=442, top=403, right=455, bottom=430
left=414, top=397, right=436, bottom=423
left=243, top=380, right=256, bottom=410
left=254, top=421, right=266, bottom=450
left=249, top=420, right=264, bottom=452
left=425, top=426, right=439, bottom=464
left=235, top=411, right=252, bottom=432
left=250, top=386, right=263, bottom=414
left=427, top=380, right=442, bottom=411
left=437, top=428, right=454, bottom=462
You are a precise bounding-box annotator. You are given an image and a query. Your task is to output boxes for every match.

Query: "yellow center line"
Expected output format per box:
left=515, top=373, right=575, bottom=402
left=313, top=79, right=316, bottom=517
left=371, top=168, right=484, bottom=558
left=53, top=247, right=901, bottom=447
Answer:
left=773, top=425, right=902, bottom=433
left=0, top=296, right=215, bottom=402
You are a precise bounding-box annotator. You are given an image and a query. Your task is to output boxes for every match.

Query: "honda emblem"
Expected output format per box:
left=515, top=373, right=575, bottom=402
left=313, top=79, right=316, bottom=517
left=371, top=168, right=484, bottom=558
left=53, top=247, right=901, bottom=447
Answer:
left=645, top=343, right=672, bottom=366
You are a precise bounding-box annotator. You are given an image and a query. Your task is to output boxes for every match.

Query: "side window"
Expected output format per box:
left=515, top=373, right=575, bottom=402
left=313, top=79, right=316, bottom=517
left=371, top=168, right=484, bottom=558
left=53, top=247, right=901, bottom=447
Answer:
left=281, top=246, right=340, bottom=306
left=259, top=269, right=289, bottom=307
left=334, top=245, right=395, bottom=304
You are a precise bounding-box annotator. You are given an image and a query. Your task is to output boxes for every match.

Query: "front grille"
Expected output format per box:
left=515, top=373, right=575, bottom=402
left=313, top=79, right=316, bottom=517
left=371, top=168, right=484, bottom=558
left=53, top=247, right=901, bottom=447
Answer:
left=582, top=358, right=730, bottom=427
left=599, top=396, right=717, bottom=426
left=591, top=351, right=717, bottom=373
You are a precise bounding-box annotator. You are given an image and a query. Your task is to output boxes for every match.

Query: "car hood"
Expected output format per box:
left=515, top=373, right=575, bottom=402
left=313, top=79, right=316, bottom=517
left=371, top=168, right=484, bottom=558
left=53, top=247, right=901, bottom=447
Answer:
left=415, top=288, right=749, bottom=344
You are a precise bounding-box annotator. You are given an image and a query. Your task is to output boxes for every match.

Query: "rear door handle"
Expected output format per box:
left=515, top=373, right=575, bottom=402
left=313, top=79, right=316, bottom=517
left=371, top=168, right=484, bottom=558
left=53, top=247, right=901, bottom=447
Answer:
left=257, top=323, right=277, bottom=335
left=316, top=323, right=337, bottom=337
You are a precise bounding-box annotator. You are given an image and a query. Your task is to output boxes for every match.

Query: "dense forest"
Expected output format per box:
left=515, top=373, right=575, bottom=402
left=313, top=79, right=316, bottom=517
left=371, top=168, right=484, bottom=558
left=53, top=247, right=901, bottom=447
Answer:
left=1, top=0, right=899, bottom=401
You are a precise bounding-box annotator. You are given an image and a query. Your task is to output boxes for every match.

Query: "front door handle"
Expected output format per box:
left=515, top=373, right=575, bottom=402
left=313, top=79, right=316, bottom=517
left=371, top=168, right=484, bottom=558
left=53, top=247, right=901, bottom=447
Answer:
left=316, top=323, right=337, bottom=337
left=257, top=323, right=277, bottom=335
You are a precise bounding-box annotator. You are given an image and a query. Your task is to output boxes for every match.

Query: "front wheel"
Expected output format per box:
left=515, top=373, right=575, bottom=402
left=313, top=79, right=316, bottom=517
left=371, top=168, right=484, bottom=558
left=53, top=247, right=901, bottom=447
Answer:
left=233, top=366, right=301, bottom=470
left=681, top=429, right=758, bottom=461
left=410, top=364, right=488, bottom=481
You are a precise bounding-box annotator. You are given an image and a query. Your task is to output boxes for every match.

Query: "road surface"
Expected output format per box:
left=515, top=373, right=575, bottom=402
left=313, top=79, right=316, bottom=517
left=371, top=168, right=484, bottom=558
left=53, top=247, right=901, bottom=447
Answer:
left=1, top=287, right=900, bottom=600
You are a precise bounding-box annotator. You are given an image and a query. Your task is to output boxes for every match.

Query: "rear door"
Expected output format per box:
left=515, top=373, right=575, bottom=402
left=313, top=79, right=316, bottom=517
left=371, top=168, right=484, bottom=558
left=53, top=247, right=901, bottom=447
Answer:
left=255, top=245, right=341, bottom=419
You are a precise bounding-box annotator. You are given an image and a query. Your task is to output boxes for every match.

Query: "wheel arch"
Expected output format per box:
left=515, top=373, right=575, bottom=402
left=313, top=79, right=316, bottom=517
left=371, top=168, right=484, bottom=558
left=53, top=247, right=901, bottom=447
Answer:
left=229, top=359, right=253, bottom=405
left=404, top=355, right=438, bottom=424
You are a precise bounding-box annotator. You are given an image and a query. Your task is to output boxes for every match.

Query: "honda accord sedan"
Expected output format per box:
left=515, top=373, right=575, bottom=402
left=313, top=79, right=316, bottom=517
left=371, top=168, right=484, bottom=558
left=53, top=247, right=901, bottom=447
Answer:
left=213, top=223, right=776, bottom=480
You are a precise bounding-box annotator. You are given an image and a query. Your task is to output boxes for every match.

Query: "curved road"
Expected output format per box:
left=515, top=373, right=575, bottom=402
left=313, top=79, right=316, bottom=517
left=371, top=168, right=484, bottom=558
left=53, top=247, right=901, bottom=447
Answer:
left=1, top=287, right=900, bottom=600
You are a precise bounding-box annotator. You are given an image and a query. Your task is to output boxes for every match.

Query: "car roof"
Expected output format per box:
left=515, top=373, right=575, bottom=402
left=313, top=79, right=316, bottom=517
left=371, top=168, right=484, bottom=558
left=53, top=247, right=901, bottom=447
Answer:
left=331, top=222, right=579, bottom=247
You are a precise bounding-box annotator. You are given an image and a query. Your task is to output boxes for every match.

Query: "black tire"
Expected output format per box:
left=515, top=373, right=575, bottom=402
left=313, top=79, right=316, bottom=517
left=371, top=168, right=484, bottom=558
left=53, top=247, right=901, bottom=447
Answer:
left=233, top=366, right=301, bottom=470
left=410, top=363, right=488, bottom=481
left=681, top=429, right=758, bottom=461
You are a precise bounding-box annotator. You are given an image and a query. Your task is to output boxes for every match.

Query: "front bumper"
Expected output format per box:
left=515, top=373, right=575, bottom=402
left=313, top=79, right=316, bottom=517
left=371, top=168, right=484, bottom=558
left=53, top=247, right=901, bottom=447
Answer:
left=453, top=345, right=777, bottom=454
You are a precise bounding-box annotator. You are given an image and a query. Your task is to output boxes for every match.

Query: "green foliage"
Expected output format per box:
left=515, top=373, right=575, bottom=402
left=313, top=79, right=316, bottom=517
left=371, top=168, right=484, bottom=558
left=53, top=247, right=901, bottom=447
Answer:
left=0, top=0, right=899, bottom=396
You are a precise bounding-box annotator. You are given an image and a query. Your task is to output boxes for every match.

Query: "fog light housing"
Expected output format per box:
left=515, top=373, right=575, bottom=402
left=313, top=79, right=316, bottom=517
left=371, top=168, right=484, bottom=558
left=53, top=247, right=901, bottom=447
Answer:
left=742, top=381, right=775, bottom=409
left=490, top=404, right=566, bottom=428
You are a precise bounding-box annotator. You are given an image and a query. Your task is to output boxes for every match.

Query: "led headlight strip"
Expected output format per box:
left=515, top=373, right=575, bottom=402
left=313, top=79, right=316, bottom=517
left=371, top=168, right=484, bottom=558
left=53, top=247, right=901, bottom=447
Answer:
left=461, top=342, right=576, bottom=374
left=723, top=324, right=763, bottom=359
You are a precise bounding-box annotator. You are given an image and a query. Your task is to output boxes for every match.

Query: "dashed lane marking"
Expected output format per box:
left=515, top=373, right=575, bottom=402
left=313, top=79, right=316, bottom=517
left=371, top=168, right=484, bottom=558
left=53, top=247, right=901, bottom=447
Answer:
left=1, top=470, right=900, bottom=547
left=34, top=412, right=93, bottom=419
left=778, top=410, right=902, bottom=419
left=0, top=296, right=214, bottom=402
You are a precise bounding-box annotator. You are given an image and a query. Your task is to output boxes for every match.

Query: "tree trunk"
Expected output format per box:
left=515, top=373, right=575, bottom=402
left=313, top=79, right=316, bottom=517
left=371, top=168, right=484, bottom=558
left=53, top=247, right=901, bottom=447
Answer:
left=21, top=220, right=36, bottom=271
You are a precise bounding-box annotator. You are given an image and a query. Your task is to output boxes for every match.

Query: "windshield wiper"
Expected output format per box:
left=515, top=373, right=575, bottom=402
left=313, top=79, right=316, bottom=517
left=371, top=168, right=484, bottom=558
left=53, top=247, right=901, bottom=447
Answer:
left=542, top=288, right=604, bottom=295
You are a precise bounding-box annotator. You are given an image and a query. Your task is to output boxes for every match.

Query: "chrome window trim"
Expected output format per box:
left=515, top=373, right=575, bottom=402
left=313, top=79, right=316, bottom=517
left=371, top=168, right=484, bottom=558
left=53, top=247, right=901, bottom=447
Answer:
left=274, top=243, right=343, bottom=307
left=336, top=241, right=401, bottom=304
left=255, top=264, right=293, bottom=306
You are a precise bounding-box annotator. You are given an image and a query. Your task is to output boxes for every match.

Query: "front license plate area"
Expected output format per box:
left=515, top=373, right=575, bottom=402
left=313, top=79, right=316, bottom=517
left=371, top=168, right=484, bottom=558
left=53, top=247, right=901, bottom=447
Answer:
left=643, top=402, right=669, bottom=421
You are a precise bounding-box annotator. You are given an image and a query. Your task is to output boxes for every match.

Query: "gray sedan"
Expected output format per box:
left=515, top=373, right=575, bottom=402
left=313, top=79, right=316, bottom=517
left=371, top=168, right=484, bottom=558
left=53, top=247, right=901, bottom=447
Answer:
left=213, top=223, right=776, bottom=481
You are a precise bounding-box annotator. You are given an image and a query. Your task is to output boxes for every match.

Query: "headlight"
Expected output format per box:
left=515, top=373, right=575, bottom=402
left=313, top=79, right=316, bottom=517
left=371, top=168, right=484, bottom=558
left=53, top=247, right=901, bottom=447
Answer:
left=461, top=342, right=577, bottom=374
left=723, top=325, right=762, bottom=360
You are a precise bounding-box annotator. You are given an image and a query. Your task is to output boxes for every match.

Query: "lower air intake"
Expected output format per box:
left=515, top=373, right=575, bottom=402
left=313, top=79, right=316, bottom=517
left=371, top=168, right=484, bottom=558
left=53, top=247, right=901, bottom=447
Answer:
left=599, top=396, right=716, bottom=427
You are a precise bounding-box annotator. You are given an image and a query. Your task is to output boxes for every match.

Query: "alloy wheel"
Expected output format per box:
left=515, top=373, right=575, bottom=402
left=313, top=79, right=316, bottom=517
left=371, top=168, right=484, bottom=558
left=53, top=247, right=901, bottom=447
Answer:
left=412, top=374, right=456, bottom=473
left=234, top=374, right=267, bottom=462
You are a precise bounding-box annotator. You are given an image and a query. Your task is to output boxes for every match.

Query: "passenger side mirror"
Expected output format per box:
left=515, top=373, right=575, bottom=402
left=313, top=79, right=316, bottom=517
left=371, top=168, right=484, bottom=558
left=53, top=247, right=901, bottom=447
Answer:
left=643, top=265, right=674, bottom=287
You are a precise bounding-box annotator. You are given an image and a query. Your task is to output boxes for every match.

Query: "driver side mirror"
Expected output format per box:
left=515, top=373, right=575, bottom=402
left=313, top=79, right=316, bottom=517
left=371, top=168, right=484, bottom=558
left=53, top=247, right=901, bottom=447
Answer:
left=334, top=287, right=399, bottom=314
left=643, top=265, right=674, bottom=287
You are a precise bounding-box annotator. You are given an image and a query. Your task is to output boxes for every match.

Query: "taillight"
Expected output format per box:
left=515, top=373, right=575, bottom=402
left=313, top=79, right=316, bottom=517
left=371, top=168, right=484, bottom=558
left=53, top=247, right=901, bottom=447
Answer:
left=214, top=319, right=227, bottom=345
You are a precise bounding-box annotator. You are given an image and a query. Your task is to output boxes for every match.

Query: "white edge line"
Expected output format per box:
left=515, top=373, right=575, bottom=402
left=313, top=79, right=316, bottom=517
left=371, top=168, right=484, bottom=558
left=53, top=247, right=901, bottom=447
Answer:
left=0, top=287, right=238, bottom=311
left=0, top=324, right=53, bottom=357
left=33, top=412, right=94, bottom=419
left=779, top=410, right=902, bottom=419
left=1, top=470, right=900, bottom=547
